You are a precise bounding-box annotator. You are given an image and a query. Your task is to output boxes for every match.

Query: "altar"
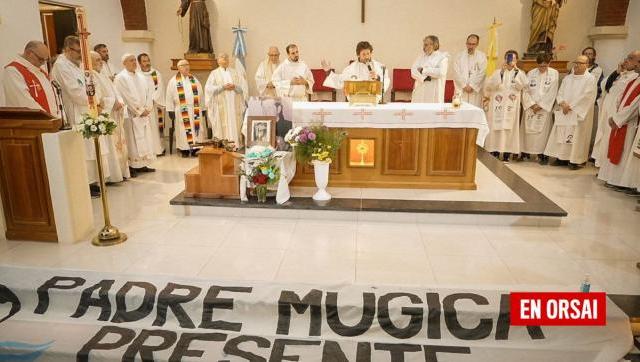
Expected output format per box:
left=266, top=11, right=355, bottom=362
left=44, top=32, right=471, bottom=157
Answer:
left=290, top=102, right=489, bottom=190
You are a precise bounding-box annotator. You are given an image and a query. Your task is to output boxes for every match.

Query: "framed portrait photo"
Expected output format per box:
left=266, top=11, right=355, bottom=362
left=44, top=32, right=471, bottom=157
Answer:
left=246, top=116, right=277, bottom=148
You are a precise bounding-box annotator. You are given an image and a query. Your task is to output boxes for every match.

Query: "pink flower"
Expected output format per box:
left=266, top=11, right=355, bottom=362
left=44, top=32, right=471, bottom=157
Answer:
left=308, top=132, right=316, bottom=141
left=299, top=133, right=308, bottom=143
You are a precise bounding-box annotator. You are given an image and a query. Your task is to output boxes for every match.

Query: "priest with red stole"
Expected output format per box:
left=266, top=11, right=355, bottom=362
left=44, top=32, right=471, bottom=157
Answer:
left=1, top=40, right=60, bottom=117
left=606, top=64, right=640, bottom=195
left=597, top=51, right=640, bottom=190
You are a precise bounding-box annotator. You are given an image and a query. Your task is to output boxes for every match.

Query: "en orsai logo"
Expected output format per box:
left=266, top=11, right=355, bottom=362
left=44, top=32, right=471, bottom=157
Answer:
left=510, top=292, right=606, bottom=326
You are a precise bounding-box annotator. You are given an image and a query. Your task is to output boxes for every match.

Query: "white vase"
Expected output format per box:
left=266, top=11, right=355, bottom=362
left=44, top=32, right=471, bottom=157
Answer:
left=312, top=160, right=332, bottom=201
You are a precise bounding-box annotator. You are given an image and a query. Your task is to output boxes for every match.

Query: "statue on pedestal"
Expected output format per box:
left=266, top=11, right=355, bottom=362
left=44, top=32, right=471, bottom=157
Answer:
left=526, top=0, right=565, bottom=57
left=177, top=0, right=214, bottom=55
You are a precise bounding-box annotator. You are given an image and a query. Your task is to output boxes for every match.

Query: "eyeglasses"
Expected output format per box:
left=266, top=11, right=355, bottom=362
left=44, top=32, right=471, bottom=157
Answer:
left=28, top=50, right=47, bottom=63
left=69, top=47, right=81, bottom=53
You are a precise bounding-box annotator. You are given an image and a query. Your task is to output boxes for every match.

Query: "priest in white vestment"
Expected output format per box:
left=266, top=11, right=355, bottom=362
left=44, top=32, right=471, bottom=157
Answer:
left=272, top=44, right=314, bottom=102
left=138, top=53, right=166, bottom=156
left=2, top=41, right=59, bottom=117
left=255, top=47, right=281, bottom=97
left=91, top=51, right=129, bottom=182
left=544, top=55, right=597, bottom=169
left=520, top=54, right=559, bottom=163
left=94, top=43, right=117, bottom=81
left=52, top=36, right=110, bottom=196
left=114, top=54, right=156, bottom=174
left=165, top=59, right=208, bottom=156
left=483, top=50, right=528, bottom=161
left=570, top=47, right=605, bottom=155
left=599, top=54, right=640, bottom=190
left=411, top=35, right=449, bottom=103
left=575, top=47, right=605, bottom=102
left=321, top=41, right=390, bottom=103
left=592, top=56, right=639, bottom=167
left=205, top=53, right=246, bottom=148
left=452, top=34, right=487, bottom=107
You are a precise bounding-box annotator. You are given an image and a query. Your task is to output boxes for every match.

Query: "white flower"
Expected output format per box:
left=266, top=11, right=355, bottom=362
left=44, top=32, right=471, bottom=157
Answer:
left=90, top=125, right=97, bottom=132
left=98, top=124, right=106, bottom=132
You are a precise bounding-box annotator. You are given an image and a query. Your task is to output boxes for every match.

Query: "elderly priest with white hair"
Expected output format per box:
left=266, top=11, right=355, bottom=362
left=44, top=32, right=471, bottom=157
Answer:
left=165, top=59, right=207, bottom=157
left=114, top=53, right=156, bottom=176
left=255, top=46, right=282, bottom=97
left=1, top=40, right=59, bottom=117
left=205, top=53, right=245, bottom=148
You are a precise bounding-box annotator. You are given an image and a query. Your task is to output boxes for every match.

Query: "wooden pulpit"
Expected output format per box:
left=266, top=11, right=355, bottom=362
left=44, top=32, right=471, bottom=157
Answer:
left=184, top=147, right=241, bottom=198
left=0, top=108, right=62, bottom=241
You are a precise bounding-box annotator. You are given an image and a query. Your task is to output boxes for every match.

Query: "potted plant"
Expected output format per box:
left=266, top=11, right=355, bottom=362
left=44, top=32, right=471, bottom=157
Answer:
left=285, top=126, right=346, bottom=201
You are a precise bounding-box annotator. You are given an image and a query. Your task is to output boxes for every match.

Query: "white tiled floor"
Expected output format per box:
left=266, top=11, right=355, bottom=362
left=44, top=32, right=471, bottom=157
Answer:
left=290, top=162, right=523, bottom=202
left=1, top=154, right=639, bottom=295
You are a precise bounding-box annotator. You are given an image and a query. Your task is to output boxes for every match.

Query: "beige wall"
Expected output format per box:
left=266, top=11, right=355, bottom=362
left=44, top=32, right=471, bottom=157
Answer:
left=0, top=0, right=151, bottom=73
left=149, top=0, right=597, bottom=95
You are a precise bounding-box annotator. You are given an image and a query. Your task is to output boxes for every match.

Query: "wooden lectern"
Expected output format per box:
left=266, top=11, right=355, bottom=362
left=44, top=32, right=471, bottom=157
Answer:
left=184, top=147, right=242, bottom=198
left=0, top=108, right=61, bottom=241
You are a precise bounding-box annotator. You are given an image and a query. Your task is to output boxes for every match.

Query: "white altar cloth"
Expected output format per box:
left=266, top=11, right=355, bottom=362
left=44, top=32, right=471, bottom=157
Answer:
left=292, top=102, right=489, bottom=146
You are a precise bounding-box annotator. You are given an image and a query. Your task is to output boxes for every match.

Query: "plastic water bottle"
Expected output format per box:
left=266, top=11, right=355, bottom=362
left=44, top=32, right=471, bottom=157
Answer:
left=580, top=274, right=591, bottom=293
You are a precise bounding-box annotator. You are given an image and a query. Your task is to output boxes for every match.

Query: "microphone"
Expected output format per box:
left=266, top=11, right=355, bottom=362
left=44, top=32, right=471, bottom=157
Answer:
left=380, top=65, right=386, bottom=104
left=51, top=80, right=71, bottom=130
left=367, top=62, right=373, bottom=72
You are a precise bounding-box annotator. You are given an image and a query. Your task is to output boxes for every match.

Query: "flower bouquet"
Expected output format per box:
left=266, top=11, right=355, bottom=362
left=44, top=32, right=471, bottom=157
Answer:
left=77, top=112, right=117, bottom=139
left=285, top=125, right=346, bottom=164
left=242, top=145, right=282, bottom=202
left=285, top=125, right=346, bottom=201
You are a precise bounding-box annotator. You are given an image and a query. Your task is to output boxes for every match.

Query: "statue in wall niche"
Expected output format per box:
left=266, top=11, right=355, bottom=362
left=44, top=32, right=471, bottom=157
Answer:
left=177, top=0, right=214, bottom=55
left=526, top=0, right=566, bottom=56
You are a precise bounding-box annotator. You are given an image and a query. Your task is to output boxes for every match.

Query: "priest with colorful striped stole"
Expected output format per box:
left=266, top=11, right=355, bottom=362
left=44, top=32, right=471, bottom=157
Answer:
left=114, top=53, right=156, bottom=175
left=1, top=41, right=59, bottom=117
left=205, top=53, right=245, bottom=148
left=165, top=59, right=207, bottom=157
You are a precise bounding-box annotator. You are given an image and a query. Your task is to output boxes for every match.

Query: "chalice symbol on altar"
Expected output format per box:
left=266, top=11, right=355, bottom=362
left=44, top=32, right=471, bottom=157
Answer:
left=356, top=140, right=369, bottom=166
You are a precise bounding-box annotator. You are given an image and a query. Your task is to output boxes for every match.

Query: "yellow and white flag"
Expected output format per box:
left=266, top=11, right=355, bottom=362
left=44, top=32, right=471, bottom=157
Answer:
left=486, top=18, right=502, bottom=77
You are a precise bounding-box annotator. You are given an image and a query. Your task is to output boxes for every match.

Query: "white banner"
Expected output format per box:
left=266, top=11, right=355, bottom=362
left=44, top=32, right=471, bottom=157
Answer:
left=0, top=266, right=632, bottom=361
left=292, top=102, right=490, bottom=146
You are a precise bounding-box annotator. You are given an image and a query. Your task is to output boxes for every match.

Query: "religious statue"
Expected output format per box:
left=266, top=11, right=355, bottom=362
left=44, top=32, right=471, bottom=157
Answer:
left=177, top=0, right=214, bottom=54
left=526, top=0, right=566, bottom=55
